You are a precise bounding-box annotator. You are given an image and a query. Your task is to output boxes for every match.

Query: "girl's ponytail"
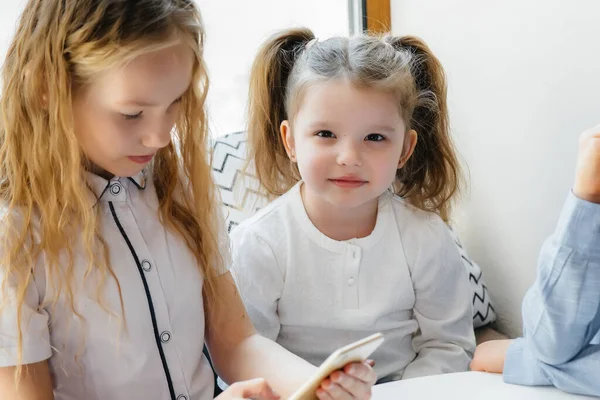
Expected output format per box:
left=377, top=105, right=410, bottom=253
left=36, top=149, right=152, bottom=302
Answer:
left=387, top=36, right=461, bottom=221
left=247, top=28, right=315, bottom=197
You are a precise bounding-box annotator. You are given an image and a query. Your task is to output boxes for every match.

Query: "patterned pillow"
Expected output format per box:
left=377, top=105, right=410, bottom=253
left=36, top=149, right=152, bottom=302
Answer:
left=211, top=132, right=497, bottom=328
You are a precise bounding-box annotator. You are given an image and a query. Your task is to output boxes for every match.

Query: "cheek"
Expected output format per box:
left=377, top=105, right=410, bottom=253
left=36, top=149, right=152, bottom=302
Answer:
left=386, top=151, right=403, bottom=178
left=296, top=144, right=330, bottom=173
left=78, top=116, right=135, bottom=157
left=369, top=147, right=402, bottom=175
left=380, top=142, right=403, bottom=164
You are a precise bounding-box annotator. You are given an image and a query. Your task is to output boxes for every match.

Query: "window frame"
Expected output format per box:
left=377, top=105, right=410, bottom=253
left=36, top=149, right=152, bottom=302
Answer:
left=349, top=0, right=391, bottom=34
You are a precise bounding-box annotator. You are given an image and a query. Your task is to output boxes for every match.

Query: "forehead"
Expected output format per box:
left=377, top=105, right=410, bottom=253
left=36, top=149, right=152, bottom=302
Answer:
left=295, top=79, right=404, bottom=128
left=86, top=42, right=195, bottom=104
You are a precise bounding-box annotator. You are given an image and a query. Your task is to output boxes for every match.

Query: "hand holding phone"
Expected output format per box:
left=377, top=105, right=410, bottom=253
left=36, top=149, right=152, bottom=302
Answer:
left=288, top=333, right=384, bottom=400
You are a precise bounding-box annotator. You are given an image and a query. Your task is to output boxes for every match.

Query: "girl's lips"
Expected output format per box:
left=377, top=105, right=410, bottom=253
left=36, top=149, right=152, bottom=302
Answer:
left=128, top=155, right=154, bottom=164
left=329, top=178, right=368, bottom=188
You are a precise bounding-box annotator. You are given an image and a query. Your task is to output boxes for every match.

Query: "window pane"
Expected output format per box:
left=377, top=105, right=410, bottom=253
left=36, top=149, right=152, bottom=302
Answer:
left=0, top=2, right=26, bottom=71
left=197, top=1, right=350, bottom=136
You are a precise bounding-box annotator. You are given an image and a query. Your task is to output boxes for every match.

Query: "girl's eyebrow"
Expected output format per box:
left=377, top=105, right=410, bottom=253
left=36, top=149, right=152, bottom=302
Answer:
left=119, top=88, right=188, bottom=107
left=306, top=121, right=331, bottom=129
left=365, top=125, right=397, bottom=133
left=306, top=122, right=398, bottom=133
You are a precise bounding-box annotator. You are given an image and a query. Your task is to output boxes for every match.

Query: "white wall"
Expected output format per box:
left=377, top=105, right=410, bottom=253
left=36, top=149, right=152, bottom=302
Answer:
left=198, top=0, right=349, bottom=136
left=392, top=0, right=600, bottom=336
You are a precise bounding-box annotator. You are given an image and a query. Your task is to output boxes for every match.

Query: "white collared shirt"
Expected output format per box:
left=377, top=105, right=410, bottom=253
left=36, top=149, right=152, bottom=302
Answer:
left=0, top=171, right=220, bottom=400
left=231, top=182, right=476, bottom=381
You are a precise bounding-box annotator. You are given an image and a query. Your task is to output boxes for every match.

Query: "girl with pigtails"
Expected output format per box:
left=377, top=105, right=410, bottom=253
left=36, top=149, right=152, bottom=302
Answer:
left=230, top=28, right=476, bottom=384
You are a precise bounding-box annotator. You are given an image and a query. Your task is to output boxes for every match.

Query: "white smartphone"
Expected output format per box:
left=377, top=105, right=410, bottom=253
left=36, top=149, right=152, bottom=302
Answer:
left=288, top=332, right=384, bottom=400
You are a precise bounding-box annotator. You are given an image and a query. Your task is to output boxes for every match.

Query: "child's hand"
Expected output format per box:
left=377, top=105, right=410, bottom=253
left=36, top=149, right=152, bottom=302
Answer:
left=316, top=360, right=377, bottom=400
left=216, top=378, right=280, bottom=400
left=574, top=124, right=600, bottom=203
left=470, top=339, right=513, bottom=373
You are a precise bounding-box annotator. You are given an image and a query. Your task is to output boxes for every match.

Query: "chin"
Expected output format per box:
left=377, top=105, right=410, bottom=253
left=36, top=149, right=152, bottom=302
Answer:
left=97, top=162, right=144, bottom=178
left=324, top=193, right=373, bottom=210
left=119, top=165, right=145, bottom=178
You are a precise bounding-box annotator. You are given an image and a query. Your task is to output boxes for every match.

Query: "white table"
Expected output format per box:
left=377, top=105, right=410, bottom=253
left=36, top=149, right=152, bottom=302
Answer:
left=372, top=372, right=597, bottom=399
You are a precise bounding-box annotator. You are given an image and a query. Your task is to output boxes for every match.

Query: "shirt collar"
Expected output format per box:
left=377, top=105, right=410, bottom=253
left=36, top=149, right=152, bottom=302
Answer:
left=86, top=169, right=147, bottom=201
left=289, top=181, right=391, bottom=252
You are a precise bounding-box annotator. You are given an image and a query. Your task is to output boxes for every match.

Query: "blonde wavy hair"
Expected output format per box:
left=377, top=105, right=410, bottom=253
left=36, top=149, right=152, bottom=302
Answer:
left=0, top=0, right=222, bottom=377
left=248, top=28, right=462, bottom=221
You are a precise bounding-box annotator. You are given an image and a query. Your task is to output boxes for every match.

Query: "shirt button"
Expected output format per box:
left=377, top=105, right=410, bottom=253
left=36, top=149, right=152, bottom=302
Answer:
left=160, top=331, right=171, bottom=343
left=348, top=277, right=355, bottom=286
left=110, top=183, right=122, bottom=195
left=141, top=260, right=152, bottom=272
left=177, top=396, right=188, bottom=400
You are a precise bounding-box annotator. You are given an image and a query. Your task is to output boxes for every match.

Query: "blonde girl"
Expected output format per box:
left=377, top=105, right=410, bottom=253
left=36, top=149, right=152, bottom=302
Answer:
left=0, top=2, right=375, bottom=399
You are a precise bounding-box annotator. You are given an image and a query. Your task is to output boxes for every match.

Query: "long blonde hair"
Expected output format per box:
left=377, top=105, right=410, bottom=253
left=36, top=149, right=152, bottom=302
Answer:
left=248, top=28, right=461, bottom=221
left=0, top=0, right=222, bottom=376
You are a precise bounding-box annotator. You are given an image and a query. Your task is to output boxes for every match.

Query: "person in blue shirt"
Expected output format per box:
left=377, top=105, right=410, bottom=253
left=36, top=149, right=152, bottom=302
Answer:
left=470, top=124, right=600, bottom=397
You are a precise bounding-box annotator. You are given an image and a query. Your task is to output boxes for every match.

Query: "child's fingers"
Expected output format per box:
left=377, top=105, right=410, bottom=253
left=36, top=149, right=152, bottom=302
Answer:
left=316, top=387, right=335, bottom=400
left=470, top=344, right=492, bottom=372
left=469, top=356, right=484, bottom=371
left=329, top=370, right=373, bottom=399
left=342, top=361, right=377, bottom=384
left=319, top=379, right=351, bottom=399
left=469, top=340, right=511, bottom=374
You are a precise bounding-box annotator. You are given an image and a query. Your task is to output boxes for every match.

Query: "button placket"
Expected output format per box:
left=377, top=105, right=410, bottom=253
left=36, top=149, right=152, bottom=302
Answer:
left=342, top=245, right=361, bottom=309
left=111, top=198, right=187, bottom=398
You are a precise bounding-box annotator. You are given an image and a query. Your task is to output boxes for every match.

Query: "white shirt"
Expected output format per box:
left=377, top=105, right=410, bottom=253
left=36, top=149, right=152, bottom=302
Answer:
left=231, top=183, right=476, bottom=381
left=0, top=171, right=220, bottom=400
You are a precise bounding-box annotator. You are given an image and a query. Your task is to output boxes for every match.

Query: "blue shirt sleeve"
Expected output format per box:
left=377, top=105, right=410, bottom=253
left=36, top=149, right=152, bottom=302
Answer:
left=503, top=191, right=600, bottom=397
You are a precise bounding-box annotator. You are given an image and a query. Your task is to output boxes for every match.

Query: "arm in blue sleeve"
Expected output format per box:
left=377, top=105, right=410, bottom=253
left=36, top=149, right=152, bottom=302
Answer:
left=503, top=192, right=600, bottom=397
left=520, top=192, right=600, bottom=364
left=504, top=339, right=600, bottom=397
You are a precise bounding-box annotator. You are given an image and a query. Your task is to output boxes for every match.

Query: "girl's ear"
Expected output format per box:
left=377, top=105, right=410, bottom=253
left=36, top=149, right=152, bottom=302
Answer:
left=280, top=120, right=297, bottom=162
left=398, top=129, right=418, bottom=168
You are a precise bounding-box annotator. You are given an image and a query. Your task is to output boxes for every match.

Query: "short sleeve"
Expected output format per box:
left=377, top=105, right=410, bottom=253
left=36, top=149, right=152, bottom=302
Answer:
left=0, top=265, right=51, bottom=367
left=230, top=227, right=283, bottom=341
left=215, top=208, right=233, bottom=275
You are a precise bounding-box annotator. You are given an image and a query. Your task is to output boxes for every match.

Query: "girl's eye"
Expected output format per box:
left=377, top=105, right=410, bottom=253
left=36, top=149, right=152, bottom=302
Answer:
left=121, top=111, right=143, bottom=120
left=316, top=130, right=335, bottom=138
left=365, top=133, right=385, bottom=142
